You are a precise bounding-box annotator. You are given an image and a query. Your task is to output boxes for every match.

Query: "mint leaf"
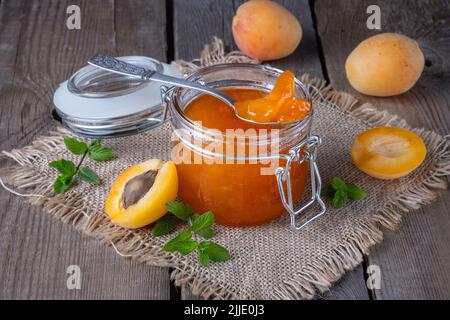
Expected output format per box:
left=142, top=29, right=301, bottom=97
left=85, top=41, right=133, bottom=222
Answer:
left=172, top=240, right=197, bottom=255
left=163, top=230, right=192, bottom=251
left=77, top=167, right=100, bottom=185
left=332, top=189, right=348, bottom=208
left=166, top=200, right=192, bottom=221
left=54, top=175, right=73, bottom=194
left=198, top=241, right=230, bottom=262
left=88, top=146, right=113, bottom=161
left=322, top=178, right=368, bottom=209
left=191, top=211, right=214, bottom=239
left=152, top=215, right=179, bottom=236
left=198, top=251, right=210, bottom=267
left=49, top=159, right=76, bottom=176
left=64, top=137, right=88, bottom=155
left=163, top=230, right=197, bottom=254
left=321, top=185, right=335, bottom=198
left=331, top=177, right=347, bottom=191
left=347, top=184, right=367, bottom=201
left=89, top=139, right=102, bottom=149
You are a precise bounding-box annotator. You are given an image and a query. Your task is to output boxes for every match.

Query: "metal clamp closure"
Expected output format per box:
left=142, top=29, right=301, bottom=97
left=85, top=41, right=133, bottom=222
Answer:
left=160, top=85, right=175, bottom=121
left=276, top=134, right=326, bottom=230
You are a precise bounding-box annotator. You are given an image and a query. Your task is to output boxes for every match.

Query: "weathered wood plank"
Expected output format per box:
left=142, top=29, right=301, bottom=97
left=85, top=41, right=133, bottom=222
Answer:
left=115, top=0, right=167, bottom=60
left=0, top=0, right=170, bottom=299
left=316, top=265, right=370, bottom=300
left=174, top=0, right=323, bottom=77
left=174, top=0, right=369, bottom=300
left=315, top=0, right=450, bottom=299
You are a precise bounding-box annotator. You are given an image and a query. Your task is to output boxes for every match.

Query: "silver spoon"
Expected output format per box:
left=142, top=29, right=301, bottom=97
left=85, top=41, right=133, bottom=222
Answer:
left=87, top=53, right=285, bottom=126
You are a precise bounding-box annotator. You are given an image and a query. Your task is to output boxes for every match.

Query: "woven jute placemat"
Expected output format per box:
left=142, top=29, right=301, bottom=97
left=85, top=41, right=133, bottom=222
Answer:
left=1, top=38, right=449, bottom=299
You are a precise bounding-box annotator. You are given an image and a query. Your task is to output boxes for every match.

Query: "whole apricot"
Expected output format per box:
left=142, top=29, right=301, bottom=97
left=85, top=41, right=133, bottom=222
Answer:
left=345, top=33, right=424, bottom=97
left=232, top=0, right=302, bottom=61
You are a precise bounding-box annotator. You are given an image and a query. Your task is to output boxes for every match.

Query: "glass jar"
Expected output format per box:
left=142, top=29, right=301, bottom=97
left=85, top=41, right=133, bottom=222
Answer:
left=165, top=64, right=325, bottom=229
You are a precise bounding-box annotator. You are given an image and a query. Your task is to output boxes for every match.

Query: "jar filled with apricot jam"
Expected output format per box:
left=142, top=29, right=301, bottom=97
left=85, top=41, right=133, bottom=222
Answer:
left=166, top=64, right=325, bottom=229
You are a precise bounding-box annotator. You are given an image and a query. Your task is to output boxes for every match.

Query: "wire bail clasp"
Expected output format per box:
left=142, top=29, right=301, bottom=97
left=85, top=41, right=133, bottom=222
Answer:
left=160, top=85, right=175, bottom=122
left=276, top=134, right=326, bottom=230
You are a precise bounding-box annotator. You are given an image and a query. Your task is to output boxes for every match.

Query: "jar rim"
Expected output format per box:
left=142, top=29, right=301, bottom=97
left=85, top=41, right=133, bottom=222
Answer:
left=171, top=63, right=314, bottom=137
left=170, top=63, right=313, bottom=140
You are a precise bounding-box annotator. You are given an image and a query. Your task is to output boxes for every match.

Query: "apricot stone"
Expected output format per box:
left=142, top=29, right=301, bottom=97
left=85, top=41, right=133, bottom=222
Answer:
left=232, top=0, right=302, bottom=61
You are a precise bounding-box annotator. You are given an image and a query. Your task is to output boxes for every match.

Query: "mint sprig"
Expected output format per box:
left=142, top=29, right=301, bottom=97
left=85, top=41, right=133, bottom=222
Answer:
left=49, top=137, right=113, bottom=194
left=152, top=200, right=230, bottom=267
left=322, top=177, right=367, bottom=208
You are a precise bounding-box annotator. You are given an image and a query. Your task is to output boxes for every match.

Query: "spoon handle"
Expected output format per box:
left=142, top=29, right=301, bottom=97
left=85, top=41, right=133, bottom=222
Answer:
left=88, top=53, right=156, bottom=79
left=88, top=53, right=236, bottom=106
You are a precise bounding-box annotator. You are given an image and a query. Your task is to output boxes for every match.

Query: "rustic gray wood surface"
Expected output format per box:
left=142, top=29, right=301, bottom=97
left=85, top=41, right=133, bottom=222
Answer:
left=0, top=0, right=448, bottom=300
left=0, top=0, right=171, bottom=300
left=315, top=0, right=450, bottom=299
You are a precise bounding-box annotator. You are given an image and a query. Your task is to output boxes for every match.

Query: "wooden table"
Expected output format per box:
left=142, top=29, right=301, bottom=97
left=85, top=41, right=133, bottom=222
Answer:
left=0, top=0, right=449, bottom=300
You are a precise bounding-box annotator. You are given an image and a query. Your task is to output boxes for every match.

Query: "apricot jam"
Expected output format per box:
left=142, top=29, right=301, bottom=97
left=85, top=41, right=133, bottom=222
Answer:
left=235, top=71, right=311, bottom=123
left=174, top=88, right=309, bottom=227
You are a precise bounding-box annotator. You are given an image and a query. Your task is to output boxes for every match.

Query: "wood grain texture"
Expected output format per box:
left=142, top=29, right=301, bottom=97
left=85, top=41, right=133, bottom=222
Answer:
left=114, top=0, right=167, bottom=60
left=316, top=265, right=370, bottom=300
left=173, top=0, right=323, bottom=77
left=0, top=0, right=170, bottom=299
left=315, top=0, right=450, bottom=299
left=173, top=0, right=369, bottom=300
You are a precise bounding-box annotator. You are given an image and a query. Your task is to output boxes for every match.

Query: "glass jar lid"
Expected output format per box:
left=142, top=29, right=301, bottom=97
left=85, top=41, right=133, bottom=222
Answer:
left=53, top=56, right=181, bottom=138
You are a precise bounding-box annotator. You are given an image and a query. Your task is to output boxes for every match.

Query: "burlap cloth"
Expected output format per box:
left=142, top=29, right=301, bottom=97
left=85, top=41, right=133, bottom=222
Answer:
left=1, top=39, right=449, bottom=299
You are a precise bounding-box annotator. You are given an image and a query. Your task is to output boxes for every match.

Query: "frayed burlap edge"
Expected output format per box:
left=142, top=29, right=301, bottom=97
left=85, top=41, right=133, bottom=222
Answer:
left=1, top=38, right=450, bottom=300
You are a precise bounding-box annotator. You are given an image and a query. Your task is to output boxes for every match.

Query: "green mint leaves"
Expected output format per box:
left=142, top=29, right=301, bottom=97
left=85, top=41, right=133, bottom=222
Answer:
left=163, top=230, right=198, bottom=254
left=165, top=200, right=192, bottom=221
left=49, top=137, right=113, bottom=194
left=63, top=137, right=113, bottom=161
left=153, top=200, right=230, bottom=267
left=88, top=139, right=113, bottom=161
left=49, top=159, right=76, bottom=176
left=346, top=184, right=369, bottom=201
left=151, top=215, right=179, bottom=237
left=191, top=211, right=214, bottom=239
left=54, top=174, right=74, bottom=194
left=332, top=189, right=348, bottom=208
left=78, top=167, right=101, bottom=185
left=322, top=177, right=367, bottom=209
left=198, top=241, right=230, bottom=266
left=64, top=137, right=88, bottom=155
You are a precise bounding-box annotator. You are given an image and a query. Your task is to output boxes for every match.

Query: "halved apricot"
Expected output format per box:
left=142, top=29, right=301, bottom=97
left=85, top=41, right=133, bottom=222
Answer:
left=351, top=127, right=427, bottom=180
left=234, top=70, right=311, bottom=123
left=105, top=159, right=178, bottom=229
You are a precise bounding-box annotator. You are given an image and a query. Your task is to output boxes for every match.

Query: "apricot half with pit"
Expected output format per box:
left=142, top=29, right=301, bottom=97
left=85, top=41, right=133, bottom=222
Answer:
left=105, top=159, right=178, bottom=229
left=351, top=127, right=426, bottom=180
